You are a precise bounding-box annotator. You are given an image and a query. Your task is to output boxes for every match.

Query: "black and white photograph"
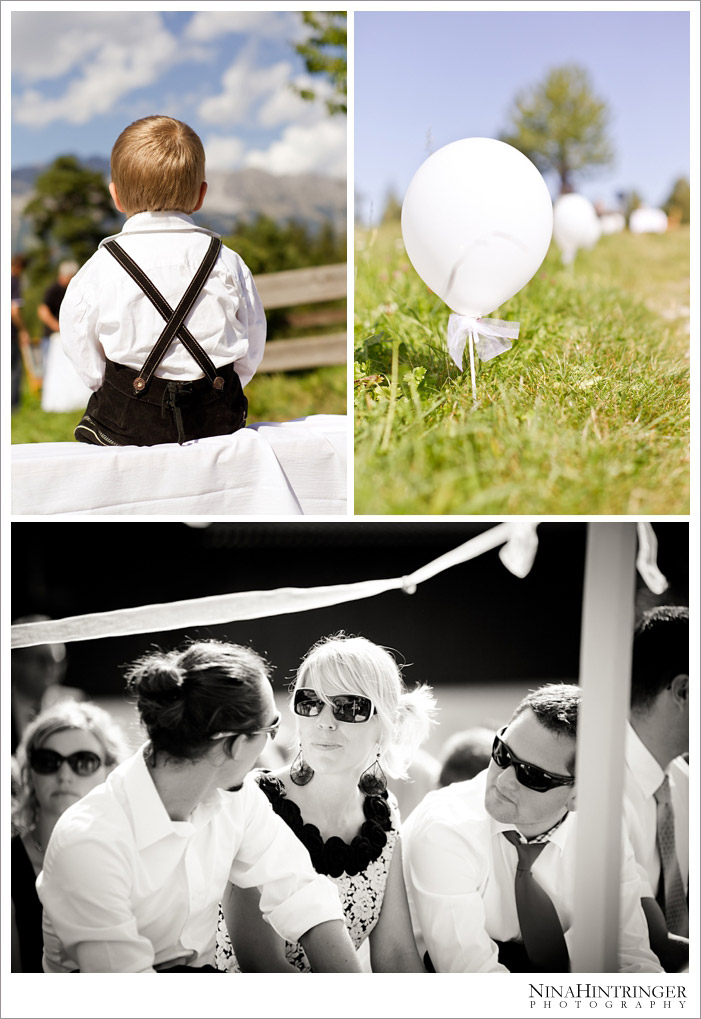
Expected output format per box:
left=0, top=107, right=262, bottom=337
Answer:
left=7, top=521, right=694, bottom=1016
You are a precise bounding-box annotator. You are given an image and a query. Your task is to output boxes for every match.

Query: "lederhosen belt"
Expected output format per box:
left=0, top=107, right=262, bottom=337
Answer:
left=74, top=236, right=247, bottom=447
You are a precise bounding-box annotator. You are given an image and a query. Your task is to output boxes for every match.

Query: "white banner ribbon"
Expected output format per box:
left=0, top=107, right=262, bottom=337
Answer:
left=446, top=314, right=520, bottom=401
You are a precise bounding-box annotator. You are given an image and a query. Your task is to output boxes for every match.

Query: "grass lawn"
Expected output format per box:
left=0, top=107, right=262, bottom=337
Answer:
left=354, top=225, right=689, bottom=515
left=11, top=365, right=346, bottom=445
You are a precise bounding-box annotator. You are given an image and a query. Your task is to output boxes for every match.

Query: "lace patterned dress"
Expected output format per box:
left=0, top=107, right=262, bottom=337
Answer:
left=215, top=772, right=400, bottom=972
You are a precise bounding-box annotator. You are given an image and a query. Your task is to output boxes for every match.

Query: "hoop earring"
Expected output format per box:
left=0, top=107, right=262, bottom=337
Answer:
left=358, top=751, right=387, bottom=796
left=290, top=748, right=314, bottom=786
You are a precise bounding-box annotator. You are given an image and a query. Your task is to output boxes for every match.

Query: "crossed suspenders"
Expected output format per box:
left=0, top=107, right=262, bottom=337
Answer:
left=103, top=235, right=226, bottom=394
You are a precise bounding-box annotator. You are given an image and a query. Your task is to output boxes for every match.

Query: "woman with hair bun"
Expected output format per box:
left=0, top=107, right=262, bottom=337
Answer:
left=37, top=640, right=362, bottom=973
left=11, top=700, right=129, bottom=972
left=217, top=633, right=437, bottom=972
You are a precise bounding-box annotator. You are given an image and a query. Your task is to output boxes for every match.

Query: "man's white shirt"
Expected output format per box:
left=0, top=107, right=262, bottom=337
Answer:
left=402, top=770, right=662, bottom=973
left=37, top=748, right=343, bottom=972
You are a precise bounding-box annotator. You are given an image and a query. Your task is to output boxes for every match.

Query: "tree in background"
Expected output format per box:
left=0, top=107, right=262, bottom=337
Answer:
left=501, top=65, right=614, bottom=194
left=381, top=188, right=403, bottom=224
left=224, top=215, right=345, bottom=276
left=663, top=177, right=690, bottom=226
left=293, top=11, right=346, bottom=116
left=22, top=156, right=117, bottom=278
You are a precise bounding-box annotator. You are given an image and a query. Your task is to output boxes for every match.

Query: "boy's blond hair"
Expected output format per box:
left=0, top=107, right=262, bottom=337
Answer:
left=111, top=116, right=205, bottom=216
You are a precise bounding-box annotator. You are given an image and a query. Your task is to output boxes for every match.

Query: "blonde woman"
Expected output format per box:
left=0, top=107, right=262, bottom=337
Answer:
left=216, top=633, right=437, bottom=972
left=11, top=700, right=129, bottom=971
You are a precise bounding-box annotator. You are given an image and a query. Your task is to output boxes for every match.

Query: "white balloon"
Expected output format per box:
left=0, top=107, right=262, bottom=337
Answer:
left=599, top=212, right=626, bottom=235
left=629, top=207, right=668, bottom=234
left=553, top=193, right=601, bottom=264
left=401, top=138, right=553, bottom=317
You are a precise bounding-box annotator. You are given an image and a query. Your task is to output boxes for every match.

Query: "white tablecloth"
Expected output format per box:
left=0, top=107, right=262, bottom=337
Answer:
left=11, top=416, right=348, bottom=517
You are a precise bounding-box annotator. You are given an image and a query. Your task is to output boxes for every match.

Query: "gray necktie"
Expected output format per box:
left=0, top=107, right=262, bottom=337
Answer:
left=503, top=830, right=570, bottom=972
left=654, top=775, right=688, bottom=937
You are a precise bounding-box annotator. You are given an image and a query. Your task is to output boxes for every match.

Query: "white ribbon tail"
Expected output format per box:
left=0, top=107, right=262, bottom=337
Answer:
left=447, top=314, right=520, bottom=370
left=635, top=523, right=668, bottom=595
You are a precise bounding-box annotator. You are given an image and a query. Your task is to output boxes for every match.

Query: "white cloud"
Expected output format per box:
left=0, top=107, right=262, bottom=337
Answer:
left=12, top=12, right=191, bottom=128
left=258, top=73, right=334, bottom=129
left=14, top=28, right=180, bottom=128
left=184, top=11, right=298, bottom=42
left=11, top=12, right=172, bottom=84
left=198, top=57, right=293, bottom=127
left=203, top=134, right=246, bottom=172
left=245, top=118, right=347, bottom=178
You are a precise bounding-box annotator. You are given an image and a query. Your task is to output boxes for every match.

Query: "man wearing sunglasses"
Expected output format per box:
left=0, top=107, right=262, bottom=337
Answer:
left=402, top=684, right=662, bottom=973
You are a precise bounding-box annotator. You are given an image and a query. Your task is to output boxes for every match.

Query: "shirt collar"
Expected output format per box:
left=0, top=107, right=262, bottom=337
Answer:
left=98, top=211, right=219, bottom=247
left=121, top=744, right=222, bottom=850
left=626, top=721, right=665, bottom=798
left=490, top=810, right=572, bottom=850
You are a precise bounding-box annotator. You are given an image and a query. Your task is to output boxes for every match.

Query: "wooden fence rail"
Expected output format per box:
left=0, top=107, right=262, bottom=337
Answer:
left=254, top=263, right=347, bottom=373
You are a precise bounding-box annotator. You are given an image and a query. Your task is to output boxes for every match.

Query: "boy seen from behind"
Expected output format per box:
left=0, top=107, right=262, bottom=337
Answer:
left=61, top=116, right=266, bottom=447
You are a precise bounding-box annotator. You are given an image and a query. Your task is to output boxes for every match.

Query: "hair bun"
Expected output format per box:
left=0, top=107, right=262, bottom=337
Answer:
left=125, top=654, right=186, bottom=730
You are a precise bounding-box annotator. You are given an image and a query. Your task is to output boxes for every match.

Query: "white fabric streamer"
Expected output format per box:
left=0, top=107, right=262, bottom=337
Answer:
left=12, top=523, right=519, bottom=648
left=635, top=522, right=669, bottom=596
left=10, top=522, right=668, bottom=650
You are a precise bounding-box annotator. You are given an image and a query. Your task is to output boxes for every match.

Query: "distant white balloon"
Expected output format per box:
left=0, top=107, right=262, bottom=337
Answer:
left=553, top=193, right=601, bottom=264
left=599, top=212, right=626, bottom=235
left=629, top=207, right=668, bottom=234
left=401, top=138, right=553, bottom=317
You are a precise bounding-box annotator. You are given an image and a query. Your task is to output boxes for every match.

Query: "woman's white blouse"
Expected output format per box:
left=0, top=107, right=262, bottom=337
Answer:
left=36, top=748, right=343, bottom=972
left=58, top=211, right=266, bottom=391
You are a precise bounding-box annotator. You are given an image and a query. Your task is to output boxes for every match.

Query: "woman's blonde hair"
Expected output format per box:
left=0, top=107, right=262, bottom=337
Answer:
left=12, top=700, right=130, bottom=835
left=292, top=633, right=437, bottom=780
left=111, top=115, right=205, bottom=216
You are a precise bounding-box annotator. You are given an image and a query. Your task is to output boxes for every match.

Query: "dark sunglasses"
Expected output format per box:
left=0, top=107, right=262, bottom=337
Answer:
left=211, top=713, right=282, bottom=742
left=30, top=748, right=104, bottom=777
left=294, top=688, right=376, bottom=724
left=491, top=728, right=575, bottom=793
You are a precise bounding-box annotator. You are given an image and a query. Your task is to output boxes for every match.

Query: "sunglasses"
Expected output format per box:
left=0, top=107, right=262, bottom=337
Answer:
left=293, top=688, right=376, bottom=724
left=211, top=713, right=282, bottom=742
left=30, top=748, right=104, bottom=777
left=491, top=728, right=575, bottom=793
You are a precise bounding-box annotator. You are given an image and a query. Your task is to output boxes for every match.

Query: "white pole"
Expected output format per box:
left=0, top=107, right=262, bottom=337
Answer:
left=571, top=522, right=637, bottom=972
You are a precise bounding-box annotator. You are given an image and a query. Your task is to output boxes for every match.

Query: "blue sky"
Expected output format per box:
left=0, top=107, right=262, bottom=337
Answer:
left=355, top=9, right=692, bottom=223
left=10, top=9, right=346, bottom=177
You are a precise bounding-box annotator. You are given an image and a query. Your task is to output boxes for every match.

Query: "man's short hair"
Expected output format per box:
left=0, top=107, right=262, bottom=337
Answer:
left=510, top=684, right=580, bottom=773
left=111, top=115, right=205, bottom=216
left=631, top=605, right=689, bottom=711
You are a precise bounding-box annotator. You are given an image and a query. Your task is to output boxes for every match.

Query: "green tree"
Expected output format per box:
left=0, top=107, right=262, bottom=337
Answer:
left=381, top=188, right=403, bottom=224
left=224, top=215, right=345, bottom=275
left=663, top=177, right=690, bottom=225
left=23, top=155, right=117, bottom=275
left=501, top=65, right=614, bottom=194
left=293, top=11, right=346, bottom=116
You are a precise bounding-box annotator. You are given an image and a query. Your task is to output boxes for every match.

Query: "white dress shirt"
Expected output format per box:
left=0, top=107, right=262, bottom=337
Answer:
left=623, top=722, right=689, bottom=899
left=59, top=211, right=266, bottom=391
left=402, top=770, right=662, bottom=974
left=37, top=748, right=343, bottom=972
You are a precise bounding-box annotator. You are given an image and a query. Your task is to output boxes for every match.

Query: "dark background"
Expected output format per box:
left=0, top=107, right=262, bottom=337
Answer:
left=12, top=521, right=688, bottom=704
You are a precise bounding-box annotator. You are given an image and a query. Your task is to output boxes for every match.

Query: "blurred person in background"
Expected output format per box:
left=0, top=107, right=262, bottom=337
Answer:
left=218, top=633, right=436, bottom=972
left=437, top=726, right=494, bottom=787
left=37, top=260, right=79, bottom=368
left=624, top=605, right=689, bottom=972
left=10, top=253, right=30, bottom=409
left=403, top=684, right=662, bottom=973
left=11, top=700, right=129, bottom=972
left=37, top=639, right=362, bottom=973
left=11, top=616, right=85, bottom=754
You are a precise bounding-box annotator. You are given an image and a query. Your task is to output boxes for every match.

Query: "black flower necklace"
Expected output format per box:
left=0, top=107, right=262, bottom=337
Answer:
left=258, top=773, right=393, bottom=879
